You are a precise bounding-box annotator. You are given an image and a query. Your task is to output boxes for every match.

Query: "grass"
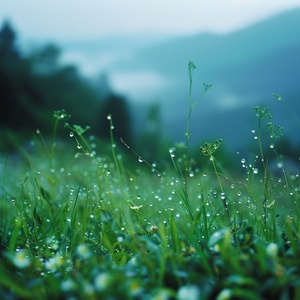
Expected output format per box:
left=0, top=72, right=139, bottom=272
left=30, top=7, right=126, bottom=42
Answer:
left=1, top=62, right=300, bottom=300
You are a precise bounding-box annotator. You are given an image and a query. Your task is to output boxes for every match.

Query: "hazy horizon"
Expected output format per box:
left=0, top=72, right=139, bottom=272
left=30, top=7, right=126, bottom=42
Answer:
left=1, top=1, right=300, bottom=43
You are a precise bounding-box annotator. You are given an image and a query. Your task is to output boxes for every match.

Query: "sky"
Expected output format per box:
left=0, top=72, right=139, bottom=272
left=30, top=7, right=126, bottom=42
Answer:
left=2, top=1, right=300, bottom=102
left=1, top=0, right=300, bottom=43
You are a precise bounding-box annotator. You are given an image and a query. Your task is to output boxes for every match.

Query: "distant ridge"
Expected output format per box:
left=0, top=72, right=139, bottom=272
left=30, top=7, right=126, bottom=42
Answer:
left=125, top=8, right=300, bottom=151
left=59, top=8, right=300, bottom=152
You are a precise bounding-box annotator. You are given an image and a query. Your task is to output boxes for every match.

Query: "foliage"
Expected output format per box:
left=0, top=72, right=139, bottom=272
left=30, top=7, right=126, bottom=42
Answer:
left=1, top=62, right=300, bottom=299
left=98, top=94, right=133, bottom=145
left=0, top=21, right=133, bottom=152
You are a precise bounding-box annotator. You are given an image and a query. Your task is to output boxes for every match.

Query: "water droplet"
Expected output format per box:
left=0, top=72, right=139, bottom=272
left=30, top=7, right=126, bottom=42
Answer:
left=138, top=157, right=143, bottom=163
left=270, top=143, right=274, bottom=149
left=253, top=168, right=259, bottom=174
left=69, top=132, right=74, bottom=137
left=107, top=115, right=111, bottom=120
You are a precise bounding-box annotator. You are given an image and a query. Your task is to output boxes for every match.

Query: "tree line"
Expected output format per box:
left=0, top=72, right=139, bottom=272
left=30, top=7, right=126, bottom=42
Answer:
left=0, top=21, right=133, bottom=151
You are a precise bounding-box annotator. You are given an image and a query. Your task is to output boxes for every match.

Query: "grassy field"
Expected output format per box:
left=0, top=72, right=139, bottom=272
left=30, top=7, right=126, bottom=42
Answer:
left=1, top=63, right=300, bottom=299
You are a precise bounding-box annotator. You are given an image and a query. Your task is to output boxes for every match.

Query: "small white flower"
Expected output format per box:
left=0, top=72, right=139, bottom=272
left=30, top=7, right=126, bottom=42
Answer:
left=267, top=243, right=278, bottom=257
left=12, top=250, right=31, bottom=269
left=94, top=273, right=111, bottom=291
left=77, top=244, right=91, bottom=259
left=153, top=288, right=173, bottom=300
left=177, top=285, right=200, bottom=300
left=150, top=225, right=159, bottom=234
left=45, top=255, right=64, bottom=272
left=129, top=281, right=143, bottom=297
left=217, top=288, right=232, bottom=300
left=130, top=205, right=143, bottom=210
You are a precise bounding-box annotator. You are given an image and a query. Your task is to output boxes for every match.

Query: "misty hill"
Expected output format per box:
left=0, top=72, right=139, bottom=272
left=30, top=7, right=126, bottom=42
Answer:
left=60, top=8, right=300, bottom=154
left=126, top=8, right=300, bottom=153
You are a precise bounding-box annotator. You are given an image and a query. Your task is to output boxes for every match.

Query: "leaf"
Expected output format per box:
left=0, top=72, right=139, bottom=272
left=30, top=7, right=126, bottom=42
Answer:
left=170, top=213, right=180, bottom=253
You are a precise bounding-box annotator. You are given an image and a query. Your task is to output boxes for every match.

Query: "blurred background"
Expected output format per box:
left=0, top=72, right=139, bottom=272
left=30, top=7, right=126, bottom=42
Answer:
left=1, top=1, right=300, bottom=166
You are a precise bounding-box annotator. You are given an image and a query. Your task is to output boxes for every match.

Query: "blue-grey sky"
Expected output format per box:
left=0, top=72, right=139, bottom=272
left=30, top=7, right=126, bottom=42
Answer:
left=1, top=0, right=300, bottom=42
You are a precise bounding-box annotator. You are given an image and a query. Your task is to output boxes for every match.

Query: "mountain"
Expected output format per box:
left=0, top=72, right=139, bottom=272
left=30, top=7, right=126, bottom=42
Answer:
left=125, top=8, right=300, bottom=152
left=59, top=8, right=300, bottom=154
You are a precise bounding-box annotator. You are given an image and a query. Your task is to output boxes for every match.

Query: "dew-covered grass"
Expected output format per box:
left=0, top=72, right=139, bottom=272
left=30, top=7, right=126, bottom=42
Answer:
left=1, top=63, right=300, bottom=299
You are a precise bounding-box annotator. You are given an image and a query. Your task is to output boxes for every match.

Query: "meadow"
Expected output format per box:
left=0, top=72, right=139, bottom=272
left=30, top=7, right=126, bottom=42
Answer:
left=0, top=62, right=299, bottom=300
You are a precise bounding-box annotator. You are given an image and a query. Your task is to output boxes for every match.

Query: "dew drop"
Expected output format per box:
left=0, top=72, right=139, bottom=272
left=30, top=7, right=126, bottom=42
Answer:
left=69, top=132, right=74, bottom=137
left=138, top=157, right=143, bottom=163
